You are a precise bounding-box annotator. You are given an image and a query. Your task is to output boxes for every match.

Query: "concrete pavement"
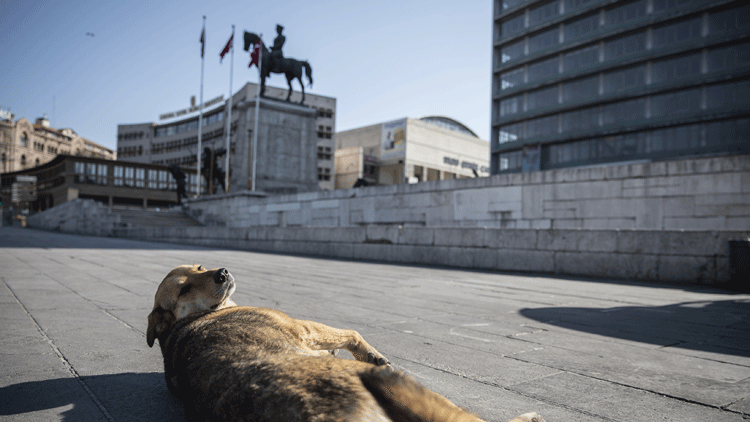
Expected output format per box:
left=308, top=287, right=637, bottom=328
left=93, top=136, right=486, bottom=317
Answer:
left=1, top=226, right=748, bottom=421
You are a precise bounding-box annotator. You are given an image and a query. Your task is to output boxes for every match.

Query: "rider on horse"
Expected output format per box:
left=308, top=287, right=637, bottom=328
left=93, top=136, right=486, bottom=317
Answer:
left=269, top=24, right=285, bottom=72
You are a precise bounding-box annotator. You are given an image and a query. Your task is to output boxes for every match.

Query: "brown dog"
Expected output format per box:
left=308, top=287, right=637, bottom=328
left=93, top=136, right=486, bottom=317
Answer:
left=147, top=265, right=544, bottom=422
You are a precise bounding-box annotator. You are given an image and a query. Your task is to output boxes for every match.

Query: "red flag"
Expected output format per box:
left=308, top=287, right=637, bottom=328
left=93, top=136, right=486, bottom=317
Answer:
left=249, top=41, right=261, bottom=67
left=200, top=27, right=205, bottom=58
left=220, top=33, right=233, bottom=62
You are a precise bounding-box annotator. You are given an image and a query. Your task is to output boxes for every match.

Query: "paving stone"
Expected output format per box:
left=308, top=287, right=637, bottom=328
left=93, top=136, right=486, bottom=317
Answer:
left=1, top=226, right=748, bottom=421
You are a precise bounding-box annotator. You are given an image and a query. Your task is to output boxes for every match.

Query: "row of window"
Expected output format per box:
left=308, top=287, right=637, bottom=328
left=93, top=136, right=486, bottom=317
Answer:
left=118, top=146, right=143, bottom=157
left=498, top=42, right=750, bottom=116
left=496, top=4, right=750, bottom=68
left=315, top=108, right=334, bottom=119
left=118, top=131, right=145, bottom=141
left=495, top=117, right=750, bottom=172
left=495, top=79, right=750, bottom=145
left=72, top=161, right=187, bottom=191
left=497, top=0, right=727, bottom=41
left=154, top=112, right=225, bottom=138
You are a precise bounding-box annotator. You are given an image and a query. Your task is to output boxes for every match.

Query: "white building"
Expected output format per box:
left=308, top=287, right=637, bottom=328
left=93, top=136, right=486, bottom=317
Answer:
left=335, top=117, right=490, bottom=189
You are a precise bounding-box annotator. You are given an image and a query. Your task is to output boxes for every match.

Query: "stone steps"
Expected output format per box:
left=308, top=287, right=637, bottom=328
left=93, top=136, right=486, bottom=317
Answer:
left=112, top=207, right=202, bottom=228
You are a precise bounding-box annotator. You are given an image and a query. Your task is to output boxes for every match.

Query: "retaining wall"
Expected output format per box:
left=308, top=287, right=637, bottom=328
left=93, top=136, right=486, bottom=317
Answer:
left=186, top=154, right=750, bottom=231
left=113, top=224, right=748, bottom=285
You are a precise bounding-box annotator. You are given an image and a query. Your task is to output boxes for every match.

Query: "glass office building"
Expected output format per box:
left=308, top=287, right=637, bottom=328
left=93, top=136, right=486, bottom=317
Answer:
left=491, top=0, right=750, bottom=173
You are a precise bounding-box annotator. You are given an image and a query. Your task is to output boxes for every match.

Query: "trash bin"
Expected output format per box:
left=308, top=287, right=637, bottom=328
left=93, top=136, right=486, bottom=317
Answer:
left=729, top=239, right=750, bottom=290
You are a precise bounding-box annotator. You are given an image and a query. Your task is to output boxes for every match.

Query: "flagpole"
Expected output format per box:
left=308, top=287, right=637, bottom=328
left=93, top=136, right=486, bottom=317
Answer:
left=196, top=15, right=205, bottom=198
left=224, top=25, right=234, bottom=193
left=251, top=34, right=262, bottom=192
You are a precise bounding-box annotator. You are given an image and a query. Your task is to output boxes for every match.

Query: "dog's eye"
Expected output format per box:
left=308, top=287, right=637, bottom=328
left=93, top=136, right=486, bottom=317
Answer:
left=179, top=285, right=192, bottom=296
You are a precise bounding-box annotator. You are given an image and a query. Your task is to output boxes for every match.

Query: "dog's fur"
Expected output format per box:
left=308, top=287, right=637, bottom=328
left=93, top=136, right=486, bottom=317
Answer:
left=147, top=265, right=544, bottom=422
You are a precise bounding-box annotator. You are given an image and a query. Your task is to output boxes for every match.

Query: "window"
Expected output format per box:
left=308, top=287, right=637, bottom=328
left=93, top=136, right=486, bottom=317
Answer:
left=706, top=80, right=750, bottom=111
left=705, top=118, right=750, bottom=151
left=650, top=124, right=701, bottom=154
left=528, top=1, right=559, bottom=28
left=652, top=0, right=692, bottom=13
left=601, top=98, right=646, bottom=125
left=528, top=27, right=558, bottom=55
left=97, top=164, right=107, bottom=185
left=496, top=149, right=523, bottom=172
left=114, top=166, right=124, bottom=186
left=563, top=45, right=599, bottom=73
left=566, top=0, right=600, bottom=12
left=652, top=17, right=702, bottom=49
left=500, top=39, right=525, bottom=64
left=605, top=0, right=646, bottom=27
left=603, top=64, right=646, bottom=94
left=21, top=155, right=26, bottom=166
left=651, top=54, right=701, bottom=85
left=500, top=0, right=529, bottom=12
left=708, top=41, right=750, bottom=73
left=650, top=88, right=701, bottom=118
left=526, top=86, right=558, bottom=111
left=501, top=67, right=525, bottom=90
left=528, top=57, right=559, bottom=82
left=500, top=95, right=523, bottom=117
left=708, top=5, right=750, bottom=36
left=501, top=14, right=525, bottom=38
left=563, top=76, right=599, bottom=103
left=19, top=133, right=28, bottom=148
left=565, top=14, right=599, bottom=43
left=604, top=32, right=646, bottom=61
left=135, top=168, right=145, bottom=188
left=498, top=122, right=524, bottom=144
left=527, top=114, right=558, bottom=138
left=561, top=107, right=599, bottom=133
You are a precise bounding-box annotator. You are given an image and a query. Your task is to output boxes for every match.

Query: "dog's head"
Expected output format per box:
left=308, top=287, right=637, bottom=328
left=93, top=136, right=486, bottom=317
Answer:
left=146, top=264, right=237, bottom=347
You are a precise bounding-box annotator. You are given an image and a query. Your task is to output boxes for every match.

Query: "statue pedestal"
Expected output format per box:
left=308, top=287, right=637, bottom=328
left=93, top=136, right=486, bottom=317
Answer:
left=232, top=98, right=318, bottom=194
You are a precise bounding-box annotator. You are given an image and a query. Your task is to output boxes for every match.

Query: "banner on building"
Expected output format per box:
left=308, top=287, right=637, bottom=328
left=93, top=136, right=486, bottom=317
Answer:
left=381, top=119, right=406, bottom=160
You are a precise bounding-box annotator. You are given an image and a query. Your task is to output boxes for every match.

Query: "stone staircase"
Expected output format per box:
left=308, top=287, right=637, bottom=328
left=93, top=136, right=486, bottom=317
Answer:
left=111, top=206, right=202, bottom=228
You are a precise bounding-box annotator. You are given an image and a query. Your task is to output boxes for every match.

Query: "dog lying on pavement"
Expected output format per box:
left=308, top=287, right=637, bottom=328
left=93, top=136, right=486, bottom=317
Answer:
left=147, top=264, right=544, bottom=422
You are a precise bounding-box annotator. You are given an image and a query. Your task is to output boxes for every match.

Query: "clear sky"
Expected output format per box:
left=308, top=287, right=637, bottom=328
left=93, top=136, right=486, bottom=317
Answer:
left=0, top=0, right=493, bottom=151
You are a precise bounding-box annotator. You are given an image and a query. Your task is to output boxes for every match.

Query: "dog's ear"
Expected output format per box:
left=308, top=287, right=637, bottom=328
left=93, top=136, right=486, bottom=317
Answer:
left=146, top=307, right=176, bottom=347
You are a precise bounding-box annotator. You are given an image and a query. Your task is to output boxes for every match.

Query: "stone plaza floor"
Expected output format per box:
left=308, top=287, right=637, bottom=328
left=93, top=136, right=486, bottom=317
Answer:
left=1, top=226, right=748, bottom=421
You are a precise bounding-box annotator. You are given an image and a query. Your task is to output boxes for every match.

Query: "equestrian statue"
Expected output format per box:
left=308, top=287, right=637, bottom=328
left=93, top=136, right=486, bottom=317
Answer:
left=243, top=25, right=313, bottom=104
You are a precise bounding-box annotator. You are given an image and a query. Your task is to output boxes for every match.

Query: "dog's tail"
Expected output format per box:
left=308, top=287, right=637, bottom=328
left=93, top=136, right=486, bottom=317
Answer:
left=359, top=367, right=485, bottom=422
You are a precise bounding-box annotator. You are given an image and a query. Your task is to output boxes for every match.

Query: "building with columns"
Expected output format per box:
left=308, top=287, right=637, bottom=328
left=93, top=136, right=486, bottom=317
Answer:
left=0, top=113, right=115, bottom=174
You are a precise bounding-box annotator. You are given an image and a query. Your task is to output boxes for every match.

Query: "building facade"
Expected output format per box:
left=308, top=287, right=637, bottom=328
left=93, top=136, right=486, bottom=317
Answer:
left=491, top=0, right=750, bottom=174
left=335, top=117, right=489, bottom=189
left=1, top=154, right=199, bottom=215
left=117, top=82, right=336, bottom=191
left=0, top=114, right=115, bottom=174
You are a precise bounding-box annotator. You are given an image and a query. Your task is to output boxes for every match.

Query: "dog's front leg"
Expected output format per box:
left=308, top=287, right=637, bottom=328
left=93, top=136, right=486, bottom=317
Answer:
left=294, top=320, right=390, bottom=366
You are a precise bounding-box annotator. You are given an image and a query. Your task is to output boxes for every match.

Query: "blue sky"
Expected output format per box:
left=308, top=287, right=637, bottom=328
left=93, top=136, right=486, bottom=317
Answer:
left=0, top=0, right=493, bottom=151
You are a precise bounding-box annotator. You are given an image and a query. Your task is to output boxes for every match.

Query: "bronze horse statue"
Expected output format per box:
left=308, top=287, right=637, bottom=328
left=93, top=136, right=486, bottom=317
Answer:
left=243, top=31, right=313, bottom=103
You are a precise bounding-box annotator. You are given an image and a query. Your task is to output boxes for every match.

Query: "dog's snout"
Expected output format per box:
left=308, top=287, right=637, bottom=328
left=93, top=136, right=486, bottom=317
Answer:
left=214, top=268, right=229, bottom=284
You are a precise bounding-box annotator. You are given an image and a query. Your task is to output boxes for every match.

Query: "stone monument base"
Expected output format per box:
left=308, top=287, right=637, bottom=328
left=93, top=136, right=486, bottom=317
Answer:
left=231, top=97, right=318, bottom=194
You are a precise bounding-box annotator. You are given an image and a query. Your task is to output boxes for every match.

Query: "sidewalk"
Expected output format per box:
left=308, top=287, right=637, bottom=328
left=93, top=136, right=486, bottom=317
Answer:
left=1, top=226, right=748, bottom=421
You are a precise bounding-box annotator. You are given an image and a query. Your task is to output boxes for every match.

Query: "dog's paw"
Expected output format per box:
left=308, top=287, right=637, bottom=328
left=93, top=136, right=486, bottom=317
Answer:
left=367, top=352, right=390, bottom=367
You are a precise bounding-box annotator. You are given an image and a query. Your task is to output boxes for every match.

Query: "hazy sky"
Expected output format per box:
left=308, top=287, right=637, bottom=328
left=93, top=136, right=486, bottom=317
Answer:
left=1, top=0, right=493, bottom=151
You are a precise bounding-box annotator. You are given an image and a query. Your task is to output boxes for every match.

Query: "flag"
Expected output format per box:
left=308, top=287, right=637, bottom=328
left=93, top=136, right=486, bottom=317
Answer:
left=249, top=41, right=261, bottom=67
left=200, top=26, right=205, bottom=58
left=220, top=33, right=233, bottom=63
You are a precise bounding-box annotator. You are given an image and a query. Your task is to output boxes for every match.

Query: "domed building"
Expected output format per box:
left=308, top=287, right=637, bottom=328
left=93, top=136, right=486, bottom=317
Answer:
left=334, top=116, right=489, bottom=189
